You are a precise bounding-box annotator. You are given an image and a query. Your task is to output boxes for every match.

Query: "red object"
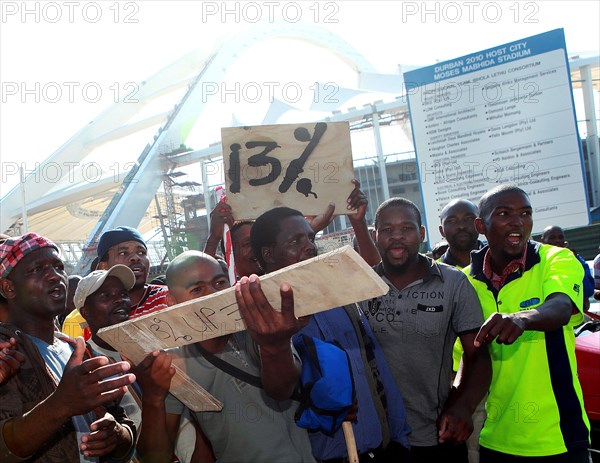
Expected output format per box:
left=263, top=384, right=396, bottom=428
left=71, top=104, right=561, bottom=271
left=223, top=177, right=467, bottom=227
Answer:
left=215, top=186, right=237, bottom=283
left=0, top=232, right=59, bottom=278
left=576, top=330, right=600, bottom=421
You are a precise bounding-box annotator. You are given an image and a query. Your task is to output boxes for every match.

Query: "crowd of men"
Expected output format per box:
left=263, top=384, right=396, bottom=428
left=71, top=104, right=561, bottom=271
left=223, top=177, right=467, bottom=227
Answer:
left=0, top=181, right=597, bottom=463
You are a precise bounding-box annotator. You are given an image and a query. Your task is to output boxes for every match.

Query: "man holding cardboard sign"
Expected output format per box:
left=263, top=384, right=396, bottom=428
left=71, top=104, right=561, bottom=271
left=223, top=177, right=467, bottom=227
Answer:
left=251, top=207, right=411, bottom=462
left=135, top=251, right=315, bottom=463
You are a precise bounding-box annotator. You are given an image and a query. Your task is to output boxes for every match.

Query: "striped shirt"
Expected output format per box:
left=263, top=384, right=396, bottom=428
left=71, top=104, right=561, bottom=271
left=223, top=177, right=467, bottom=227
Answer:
left=129, top=284, right=169, bottom=318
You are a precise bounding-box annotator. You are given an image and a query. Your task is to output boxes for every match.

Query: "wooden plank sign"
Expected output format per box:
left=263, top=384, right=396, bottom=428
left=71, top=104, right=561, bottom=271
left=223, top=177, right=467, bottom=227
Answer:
left=222, top=121, right=356, bottom=219
left=98, top=246, right=388, bottom=409
left=96, top=319, right=223, bottom=413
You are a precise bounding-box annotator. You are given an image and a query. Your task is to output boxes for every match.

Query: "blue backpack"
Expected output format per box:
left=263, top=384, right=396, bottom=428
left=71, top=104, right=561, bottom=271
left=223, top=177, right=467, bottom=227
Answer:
left=292, top=334, right=355, bottom=436
left=197, top=334, right=355, bottom=436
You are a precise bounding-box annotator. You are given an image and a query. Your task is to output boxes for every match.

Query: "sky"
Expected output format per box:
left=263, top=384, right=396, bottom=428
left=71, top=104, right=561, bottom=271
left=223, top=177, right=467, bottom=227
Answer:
left=1, top=0, right=599, bottom=197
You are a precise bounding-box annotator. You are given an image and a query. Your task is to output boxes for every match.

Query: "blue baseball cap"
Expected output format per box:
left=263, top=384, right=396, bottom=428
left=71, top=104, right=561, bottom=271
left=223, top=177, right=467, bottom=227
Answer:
left=97, top=226, right=146, bottom=261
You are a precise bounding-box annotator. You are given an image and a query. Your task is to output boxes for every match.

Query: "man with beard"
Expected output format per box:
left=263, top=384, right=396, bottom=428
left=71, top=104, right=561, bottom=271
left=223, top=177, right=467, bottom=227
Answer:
left=438, top=199, right=482, bottom=269
left=467, top=185, right=590, bottom=462
left=361, top=198, right=491, bottom=463
left=251, top=207, right=411, bottom=463
left=0, top=233, right=136, bottom=462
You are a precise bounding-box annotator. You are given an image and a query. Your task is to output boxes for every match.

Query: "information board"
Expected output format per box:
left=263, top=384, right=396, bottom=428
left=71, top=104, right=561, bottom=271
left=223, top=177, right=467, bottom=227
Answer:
left=405, top=29, right=590, bottom=246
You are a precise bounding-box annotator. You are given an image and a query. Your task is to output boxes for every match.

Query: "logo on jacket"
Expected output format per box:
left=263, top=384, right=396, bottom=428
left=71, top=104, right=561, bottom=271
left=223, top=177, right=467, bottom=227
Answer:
left=519, top=298, right=540, bottom=308
left=417, top=304, right=443, bottom=313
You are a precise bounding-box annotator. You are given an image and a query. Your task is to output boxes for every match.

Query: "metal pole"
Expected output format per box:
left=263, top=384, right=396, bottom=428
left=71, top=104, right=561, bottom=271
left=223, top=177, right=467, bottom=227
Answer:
left=580, top=65, right=600, bottom=207
left=371, top=106, right=390, bottom=201
left=19, top=166, right=28, bottom=233
left=154, top=194, right=172, bottom=260
left=201, top=160, right=213, bottom=232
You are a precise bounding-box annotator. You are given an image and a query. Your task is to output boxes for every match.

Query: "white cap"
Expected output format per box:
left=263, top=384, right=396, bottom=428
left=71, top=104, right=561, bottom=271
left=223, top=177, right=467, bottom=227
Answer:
left=74, top=264, right=136, bottom=310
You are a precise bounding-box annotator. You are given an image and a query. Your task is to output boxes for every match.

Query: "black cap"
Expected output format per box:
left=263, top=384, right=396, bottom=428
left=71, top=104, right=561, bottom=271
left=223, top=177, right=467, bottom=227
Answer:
left=97, top=226, right=146, bottom=260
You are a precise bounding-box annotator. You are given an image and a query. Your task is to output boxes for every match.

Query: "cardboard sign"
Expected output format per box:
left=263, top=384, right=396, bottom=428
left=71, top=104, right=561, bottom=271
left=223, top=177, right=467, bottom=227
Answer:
left=98, top=246, right=389, bottom=410
left=222, top=121, right=356, bottom=219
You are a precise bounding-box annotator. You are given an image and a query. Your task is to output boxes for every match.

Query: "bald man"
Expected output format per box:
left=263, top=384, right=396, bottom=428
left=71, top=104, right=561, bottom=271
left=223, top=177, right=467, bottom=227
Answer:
left=136, top=251, right=314, bottom=463
left=438, top=199, right=482, bottom=269
left=437, top=199, right=487, bottom=463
